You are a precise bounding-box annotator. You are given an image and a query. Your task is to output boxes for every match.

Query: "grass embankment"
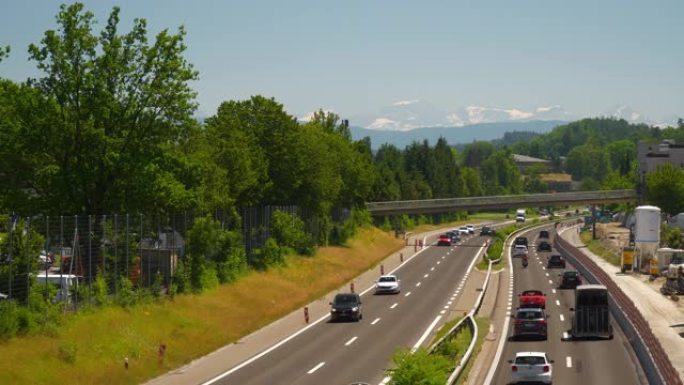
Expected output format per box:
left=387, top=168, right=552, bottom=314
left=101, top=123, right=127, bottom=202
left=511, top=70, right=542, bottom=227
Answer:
left=580, top=231, right=621, bottom=266
left=0, top=226, right=404, bottom=385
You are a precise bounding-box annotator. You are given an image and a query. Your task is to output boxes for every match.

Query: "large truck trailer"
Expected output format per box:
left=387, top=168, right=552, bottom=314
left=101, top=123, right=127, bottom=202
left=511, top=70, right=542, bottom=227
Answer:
left=569, top=284, right=613, bottom=339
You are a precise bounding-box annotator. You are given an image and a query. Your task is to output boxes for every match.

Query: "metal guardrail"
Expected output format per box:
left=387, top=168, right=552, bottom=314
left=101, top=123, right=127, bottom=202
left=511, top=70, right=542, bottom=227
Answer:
left=366, top=189, right=636, bottom=215
left=431, top=221, right=536, bottom=385
left=555, top=224, right=682, bottom=385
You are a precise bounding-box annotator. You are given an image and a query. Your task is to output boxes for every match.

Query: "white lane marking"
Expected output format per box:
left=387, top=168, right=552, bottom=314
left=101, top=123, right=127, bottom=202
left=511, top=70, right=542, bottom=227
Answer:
left=345, top=336, right=358, bottom=346
left=556, top=299, right=560, bottom=306
left=447, top=301, right=452, bottom=305
left=416, top=282, right=421, bottom=287
left=424, top=274, right=429, bottom=278
left=405, top=292, right=412, bottom=297
left=307, top=362, right=325, bottom=374
left=563, top=331, right=570, bottom=339
left=444, top=306, right=450, bottom=309
left=552, top=289, right=556, bottom=294
left=371, top=318, right=381, bottom=325
left=431, top=267, right=435, bottom=271
left=442, top=256, right=445, bottom=259
left=379, top=376, right=391, bottom=385
left=548, top=279, right=553, bottom=284
left=390, top=303, right=398, bottom=309
left=437, top=261, right=441, bottom=265
left=560, top=314, right=565, bottom=322
left=542, top=266, right=546, bottom=270
left=566, top=356, right=573, bottom=368
left=440, top=310, right=446, bottom=314
left=545, top=273, right=550, bottom=277
left=412, top=315, right=442, bottom=352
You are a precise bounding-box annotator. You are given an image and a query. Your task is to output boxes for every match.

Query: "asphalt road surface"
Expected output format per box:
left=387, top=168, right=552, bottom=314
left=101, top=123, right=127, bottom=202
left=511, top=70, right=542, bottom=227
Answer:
left=490, top=225, right=644, bottom=385
left=210, top=232, right=487, bottom=385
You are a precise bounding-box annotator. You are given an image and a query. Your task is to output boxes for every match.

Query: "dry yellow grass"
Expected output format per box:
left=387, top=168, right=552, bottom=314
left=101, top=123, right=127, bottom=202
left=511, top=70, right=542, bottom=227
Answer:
left=0, top=226, right=404, bottom=385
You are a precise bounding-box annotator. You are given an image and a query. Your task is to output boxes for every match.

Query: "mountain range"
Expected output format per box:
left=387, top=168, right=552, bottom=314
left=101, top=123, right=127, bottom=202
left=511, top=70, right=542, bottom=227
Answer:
left=350, top=120, right=566, bottom=149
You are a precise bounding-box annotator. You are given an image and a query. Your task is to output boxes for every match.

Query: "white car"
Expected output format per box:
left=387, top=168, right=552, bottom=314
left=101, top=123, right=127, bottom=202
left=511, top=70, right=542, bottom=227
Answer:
left=465, top=224, right=475, bottom=234
left=375, top=275, right=400, bottom=294
left=509, top=351, right=553, bottom=384
left=457, top=226, right=469, bottom=236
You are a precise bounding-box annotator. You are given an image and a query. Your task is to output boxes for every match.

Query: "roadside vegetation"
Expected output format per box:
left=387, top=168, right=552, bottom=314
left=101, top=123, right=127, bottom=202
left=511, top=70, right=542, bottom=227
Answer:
left=580, top=230, right=621, bottom=266
left=387, top=316, right=489, bottom=385
left=0, top=226, right=404, bottom=385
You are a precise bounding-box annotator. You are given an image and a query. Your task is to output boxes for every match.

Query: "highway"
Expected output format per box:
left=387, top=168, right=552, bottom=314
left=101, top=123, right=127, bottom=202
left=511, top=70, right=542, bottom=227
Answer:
left=490, top=225, right=644, bottom=385
left=209, top=231, right=488, bottom=385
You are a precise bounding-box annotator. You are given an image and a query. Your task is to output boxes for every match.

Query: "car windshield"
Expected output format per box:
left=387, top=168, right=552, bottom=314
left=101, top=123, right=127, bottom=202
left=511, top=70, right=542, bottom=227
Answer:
left=550, top=255, right=562, bottom=261
left=378, top=277, right=396, bottom=283
left=515, top=355, right=546, bottom=365
left=564, top=271, right=578, bottom=277
left=334, top=295, right=357, bottom=304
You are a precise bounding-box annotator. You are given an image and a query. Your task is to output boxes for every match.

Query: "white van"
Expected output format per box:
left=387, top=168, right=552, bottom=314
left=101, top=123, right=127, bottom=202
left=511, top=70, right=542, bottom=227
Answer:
left=33, top=274, right=79, bottom=303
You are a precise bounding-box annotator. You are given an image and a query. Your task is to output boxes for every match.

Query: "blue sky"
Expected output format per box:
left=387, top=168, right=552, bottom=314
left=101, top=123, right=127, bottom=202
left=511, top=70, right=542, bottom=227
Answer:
left=1, top=1, right=683, bottom=127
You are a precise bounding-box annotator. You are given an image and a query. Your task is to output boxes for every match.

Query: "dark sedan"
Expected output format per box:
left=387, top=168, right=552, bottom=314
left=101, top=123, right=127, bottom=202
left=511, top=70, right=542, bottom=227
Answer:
left=547, top=254, right=566, bottom=268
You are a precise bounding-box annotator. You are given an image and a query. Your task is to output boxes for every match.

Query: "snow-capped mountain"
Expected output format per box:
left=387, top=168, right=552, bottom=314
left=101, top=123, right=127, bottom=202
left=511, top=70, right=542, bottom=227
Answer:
left=346, top=101, right=573, bottom=131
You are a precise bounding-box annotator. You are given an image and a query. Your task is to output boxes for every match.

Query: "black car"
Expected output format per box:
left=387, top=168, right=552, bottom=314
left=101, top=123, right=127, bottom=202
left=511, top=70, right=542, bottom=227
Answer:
left=559, top=271, right=582, bottom=289
left=480, top=226, right=496, bottom=236
left=330, top=293, right=363, bottom=322
left=537, top=241, right=552, bottom=252
left=513, top=307, right=548, bottom=340
left=514, top=236, right=528, bottom=247
left=547, top=254, right=566, bottom=268
left=539, top=230, right=550, bottom=239
left=446, top=231, right=460, bottom=243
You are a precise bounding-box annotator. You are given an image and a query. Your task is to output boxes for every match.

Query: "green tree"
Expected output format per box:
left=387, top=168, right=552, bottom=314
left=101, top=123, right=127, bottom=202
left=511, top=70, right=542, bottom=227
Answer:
left=646, top=163, right=684, bottom=215
left=8, top=3, right=199, bottom=214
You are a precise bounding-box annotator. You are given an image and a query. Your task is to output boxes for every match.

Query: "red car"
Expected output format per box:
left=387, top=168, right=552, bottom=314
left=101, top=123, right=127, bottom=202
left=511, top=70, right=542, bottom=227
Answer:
left=518, top=290, right=546, bottom=309
left=437, top=234, right=452, bottom=246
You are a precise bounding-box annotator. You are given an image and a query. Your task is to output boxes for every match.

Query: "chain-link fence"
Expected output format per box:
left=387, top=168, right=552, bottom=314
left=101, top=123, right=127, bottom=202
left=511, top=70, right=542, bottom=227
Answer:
left=0, top=205, right=334, bottom=309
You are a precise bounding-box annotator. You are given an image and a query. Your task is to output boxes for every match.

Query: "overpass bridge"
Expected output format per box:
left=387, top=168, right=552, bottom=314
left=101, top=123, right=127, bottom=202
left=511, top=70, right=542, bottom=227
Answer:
left=366, top=189, right=637, bottom=216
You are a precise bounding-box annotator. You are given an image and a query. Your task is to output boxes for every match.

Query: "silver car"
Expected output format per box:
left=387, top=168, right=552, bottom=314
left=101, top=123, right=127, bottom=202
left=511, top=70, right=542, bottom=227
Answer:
left=375, top=275, right=400, bottom=294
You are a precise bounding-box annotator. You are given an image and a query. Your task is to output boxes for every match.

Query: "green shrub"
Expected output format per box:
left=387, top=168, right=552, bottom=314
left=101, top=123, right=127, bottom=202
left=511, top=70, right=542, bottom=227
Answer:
left=0, top=300, right=20, bottom=339
left=58, top=342, right=78, bottom=364
left=172, top=259, right=191, bottom=294
left=115, top=276, right=137, bottom=308
left=389, top=348, right=450, bottom=385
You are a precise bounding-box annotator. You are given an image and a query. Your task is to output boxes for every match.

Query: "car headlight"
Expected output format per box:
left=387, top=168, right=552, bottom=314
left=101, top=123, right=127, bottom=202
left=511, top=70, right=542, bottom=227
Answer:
left=352, top=307, right=359, bottom=312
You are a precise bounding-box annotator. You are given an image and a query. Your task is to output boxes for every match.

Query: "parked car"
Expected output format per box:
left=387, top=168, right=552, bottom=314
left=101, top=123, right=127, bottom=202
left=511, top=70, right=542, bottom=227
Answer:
left=465, top=224, right=475, bottom=234
left=559, top=270, right=582, bottom=289
left=537, top=241, right=552, bottom=252
left=508, top=351, right=554, bottom=384
left=547, top=254, right=566, bottom=268
left=512, top=245, right=528, bottom=258
left=480, top=226, right=496, bottom=236
left=513, top=307, right=548, bottom=339
left=330, top=293, right=363, bottom=322
left=518, top=290, right=546, bottom=309
left=539, top=230, right=549, bottom=239
left=437, top=234, right=452, bottom=246
left=375, top=275, right=400, bottom=294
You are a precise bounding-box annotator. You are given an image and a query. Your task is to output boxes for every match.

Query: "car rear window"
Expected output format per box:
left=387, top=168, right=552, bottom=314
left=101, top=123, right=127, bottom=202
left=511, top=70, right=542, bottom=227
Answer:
left=515, top=356, right=546, bottom=365
left=517, top=310, right=542, bottom=319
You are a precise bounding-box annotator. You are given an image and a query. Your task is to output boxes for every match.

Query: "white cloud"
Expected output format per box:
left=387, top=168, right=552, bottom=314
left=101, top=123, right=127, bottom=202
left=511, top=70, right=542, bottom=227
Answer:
left=446, top=113, right=466, bottom=127
left=298, top=109, right=335, bottom=122
left=536, top=105, right=561, bottom=113
left=506, top=108, right=534, bottom=120
left=392, top=99, right=420, bottom=106
left=631, top=112, right=641, bottom=121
